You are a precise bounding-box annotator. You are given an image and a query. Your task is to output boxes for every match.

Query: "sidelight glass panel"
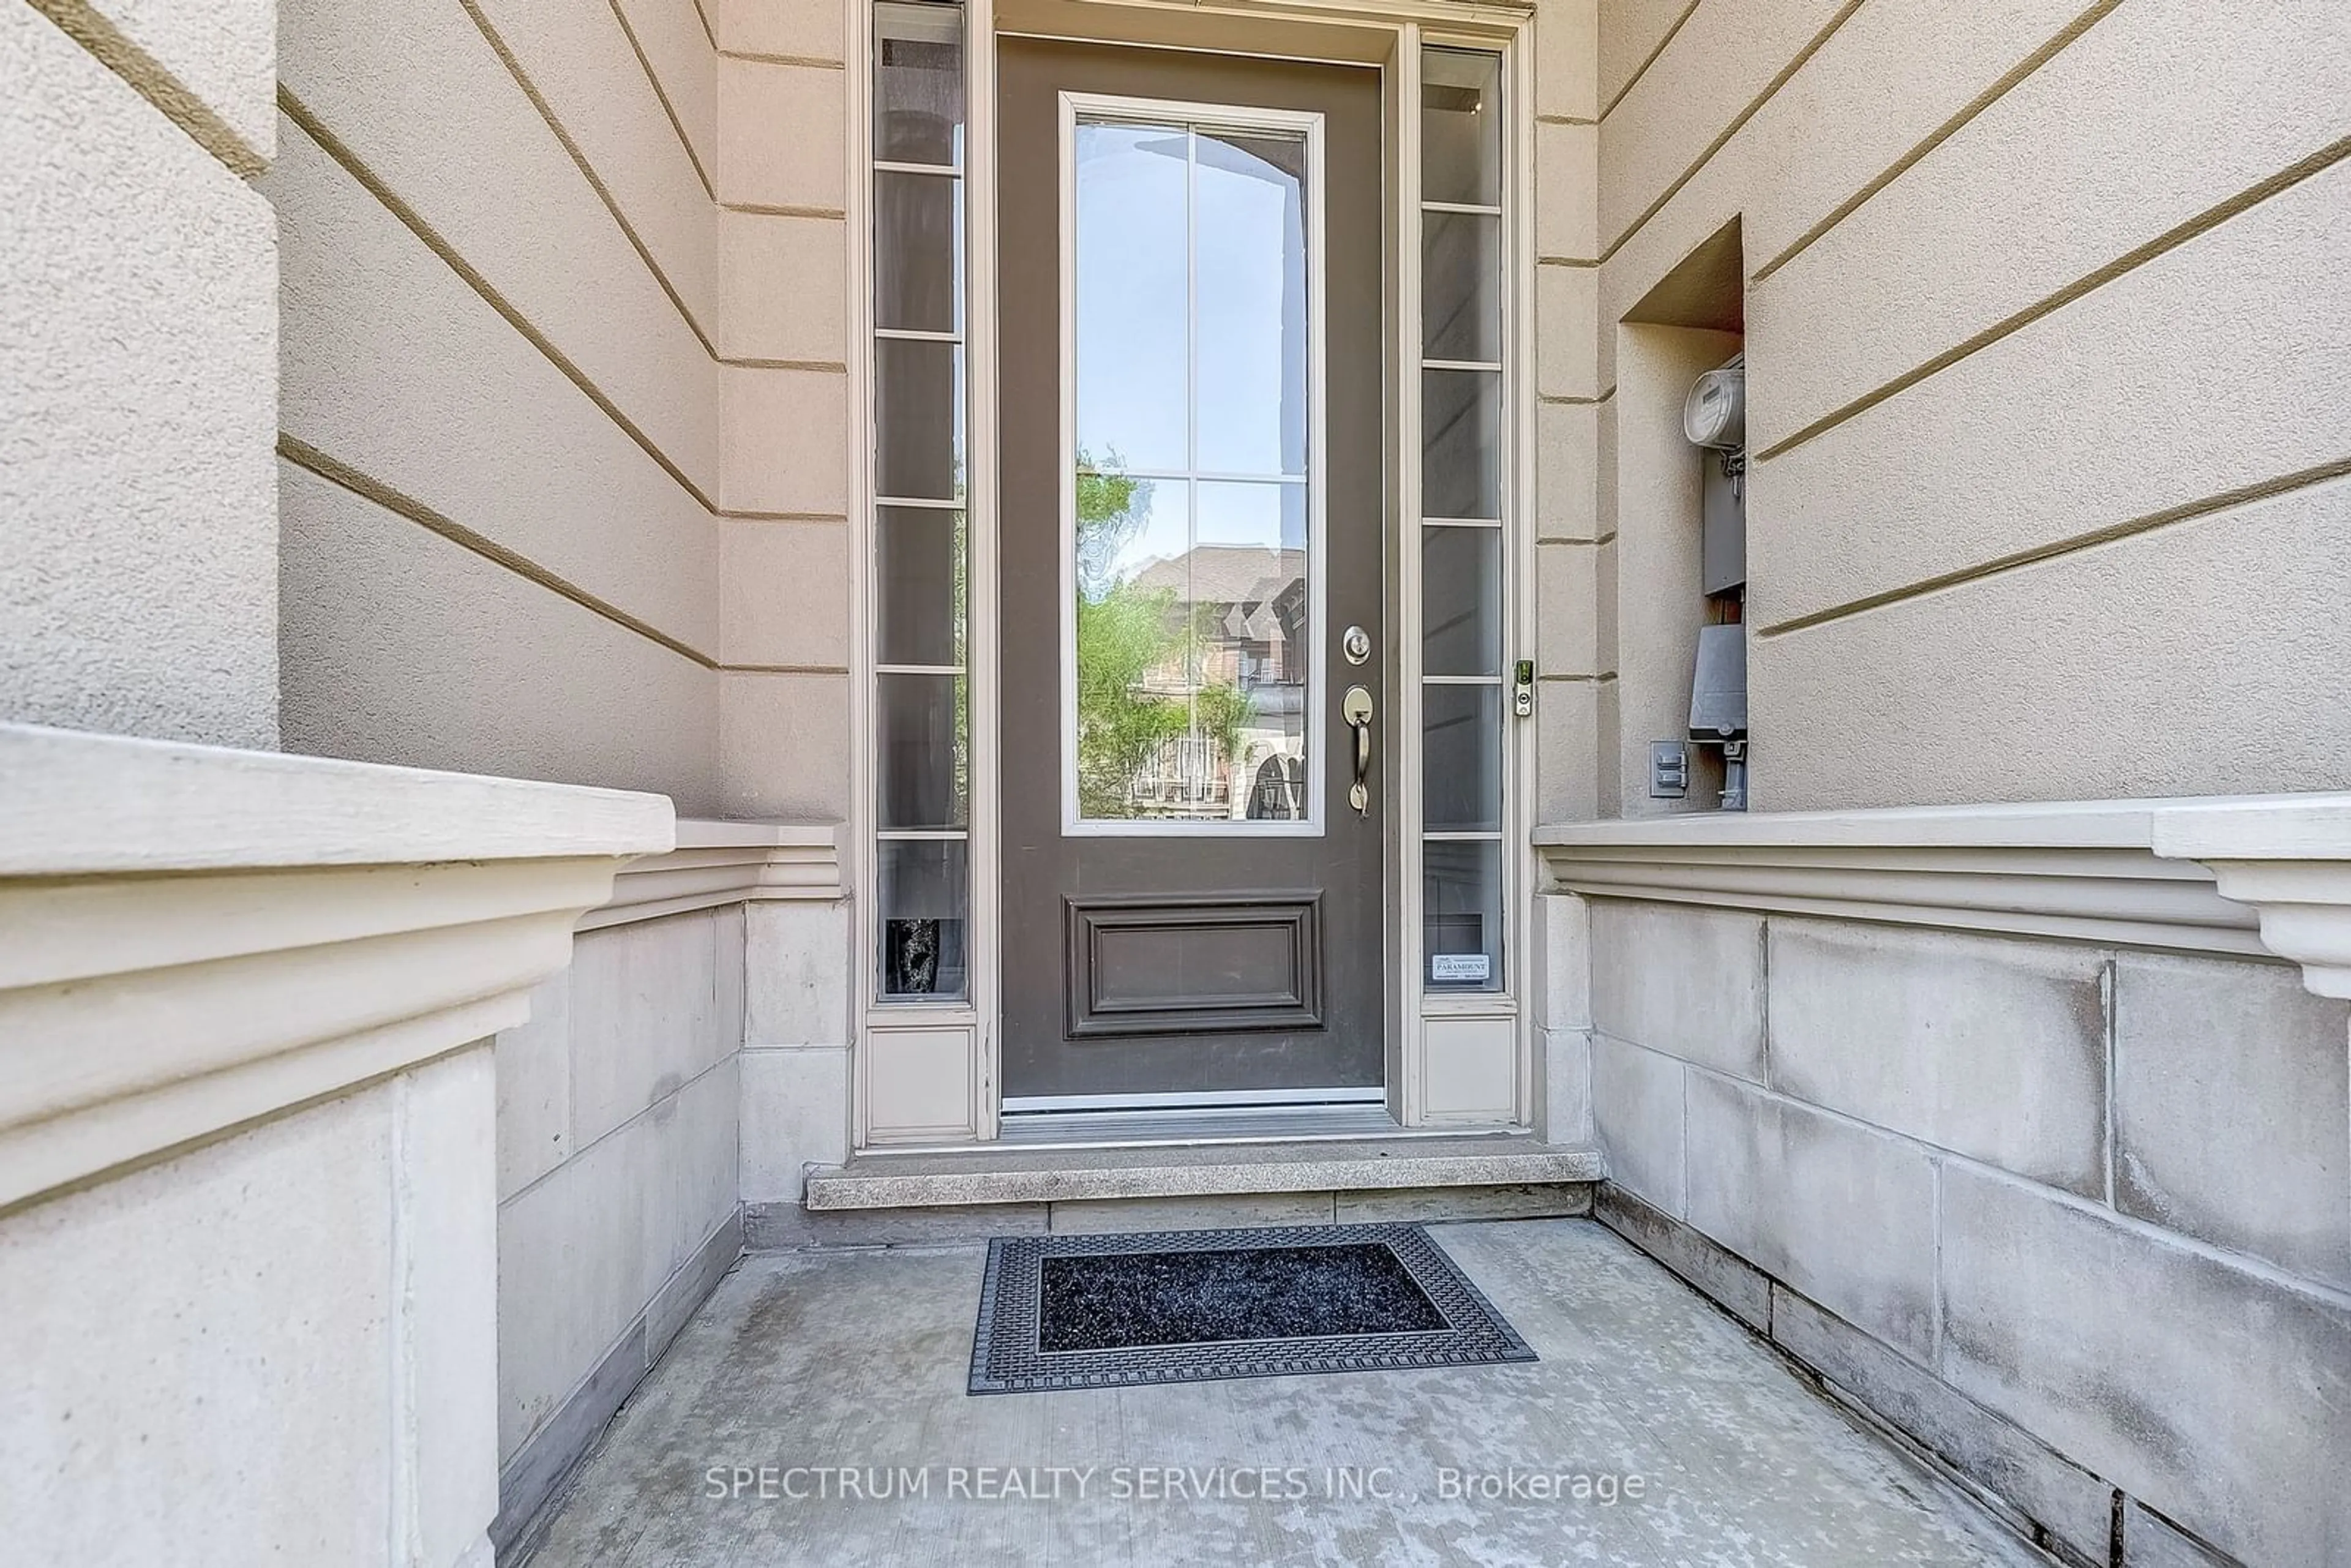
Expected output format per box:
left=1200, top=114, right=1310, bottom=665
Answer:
left=1422, top=210, right=1502, bottom=364
left=1417, top=43, right=1510, bottom=997
left=1068, top=111, right=1318, bottom=830
left=1421, top=47, right=1502, bottom=208
left=1422, top=525, right=1501, bottom=677
left=1423, top=839, right=1503, bottom=991
left=869, top=1, right=969, bottom=1005
left=1422, top=683, right=1503, bottom=833
left=876, top=506, right=965, bottom=667
left=1422, top=367, right=1502, bottom=520
left=874, top=172, right=962, bottom=333
left=874, top=2, right=965, bottom=167
left=875, top=338, right=965, bottom=500
left=877, top=672, right=968, bottom=829
left=1194, top=132, right=1310, bottom=478
left=877, top=838, right=970, bottom=999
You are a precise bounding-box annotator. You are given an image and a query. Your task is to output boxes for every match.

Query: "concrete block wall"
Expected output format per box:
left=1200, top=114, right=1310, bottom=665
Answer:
left=490, top=904, right=746, bottom=1544
left=738, top=901, right=855, bottom=1218
left=1537, top=0, right=2351, bottom=817
left=1566, top=893, right=2351, bottom=1566
left=1, top=0, right=279, bottom=749
left=1, top=1045, right=500, bottom=1567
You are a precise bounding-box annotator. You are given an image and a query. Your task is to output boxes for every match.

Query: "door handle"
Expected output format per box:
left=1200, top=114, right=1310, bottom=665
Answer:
left=1342, top=685, right=1374, bottom=815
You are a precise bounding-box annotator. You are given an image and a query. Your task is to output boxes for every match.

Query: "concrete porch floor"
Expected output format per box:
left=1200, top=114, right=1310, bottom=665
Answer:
left=517, top=1220, right=2051, bottom=1566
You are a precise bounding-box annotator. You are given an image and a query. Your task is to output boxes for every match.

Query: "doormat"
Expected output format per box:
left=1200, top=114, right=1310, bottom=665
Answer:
left=967, top=1223, right=1535, bottom=1394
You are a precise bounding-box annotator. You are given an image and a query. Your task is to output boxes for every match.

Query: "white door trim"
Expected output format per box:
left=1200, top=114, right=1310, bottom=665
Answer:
left=852, top=0, right=1539, bottom=1148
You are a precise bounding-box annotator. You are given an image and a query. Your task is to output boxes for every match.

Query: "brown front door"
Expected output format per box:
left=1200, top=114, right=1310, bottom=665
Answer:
left=997, top=39, right=1387, bottom=1103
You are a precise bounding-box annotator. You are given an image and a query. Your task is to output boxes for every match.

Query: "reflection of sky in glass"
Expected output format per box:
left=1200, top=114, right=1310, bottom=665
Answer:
left=1074, top=122, right=1306, bottom=481
left=1195, top=135, right=1306, bottom=476
left=1075, top=126, right=1187, bottom=470
left=1196, top=481, right=1305, bottom=552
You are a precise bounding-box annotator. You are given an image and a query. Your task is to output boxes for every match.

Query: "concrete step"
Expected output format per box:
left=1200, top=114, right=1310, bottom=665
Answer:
left=804, top=1134, right=1605, bottom=1213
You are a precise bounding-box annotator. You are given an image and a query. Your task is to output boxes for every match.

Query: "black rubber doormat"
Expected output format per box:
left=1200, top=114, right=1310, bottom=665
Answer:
left=967, top=1223, right=1535, bottom=1394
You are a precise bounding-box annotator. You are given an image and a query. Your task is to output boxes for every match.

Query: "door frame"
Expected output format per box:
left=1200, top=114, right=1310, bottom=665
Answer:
left=849, top=0, right=1541, bottom=1146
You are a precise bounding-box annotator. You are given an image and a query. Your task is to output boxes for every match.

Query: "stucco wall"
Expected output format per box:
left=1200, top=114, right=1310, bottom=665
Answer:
left=1535, top=0, right=2351, bottom=814
left=1, top=1, right=279, bottom=749
left=269, top=0, right=856, bottom=819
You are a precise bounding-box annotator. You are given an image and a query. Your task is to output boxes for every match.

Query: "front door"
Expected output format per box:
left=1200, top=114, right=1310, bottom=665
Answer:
left=998, top=39, right=1387, bottom=1104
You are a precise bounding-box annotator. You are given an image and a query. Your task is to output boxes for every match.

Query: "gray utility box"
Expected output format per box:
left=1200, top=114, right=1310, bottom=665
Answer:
left=1701, top=451, right=1745, bottom=596
left=1689, top=623, right=1747, bottom=738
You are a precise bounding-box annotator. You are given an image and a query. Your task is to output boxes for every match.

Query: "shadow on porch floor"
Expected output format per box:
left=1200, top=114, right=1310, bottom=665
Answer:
left=516, top=1220, right=2050, bottom=1566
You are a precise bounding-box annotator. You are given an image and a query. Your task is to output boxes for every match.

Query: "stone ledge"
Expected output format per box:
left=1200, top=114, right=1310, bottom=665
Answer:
left=0, top=722, right=672, bottom=1209
left=1537, top=797, right=2262, bottom=956
left=751, top=1183, right=1595, bottom=1247
left=579, top=818, right=842, bottom=931
left=0, top=720, right=669, bottom=875
left=804, top=1135, right=1605, bottom=1212
left=1542, top=791, right=2351, bottom=973
left=2152, top=795, right=2351, bottom=999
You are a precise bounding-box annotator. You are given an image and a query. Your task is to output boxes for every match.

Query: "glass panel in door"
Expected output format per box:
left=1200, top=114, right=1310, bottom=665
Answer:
left=1069, top=116, right=1316, bottom=828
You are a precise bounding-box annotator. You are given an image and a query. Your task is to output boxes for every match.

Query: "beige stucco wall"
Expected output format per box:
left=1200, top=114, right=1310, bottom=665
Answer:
left=270, top=0, right=855, bottom=819
left=1, top=1, right=279, bottom=749
left=1537, top=0, right=2351, bottom=814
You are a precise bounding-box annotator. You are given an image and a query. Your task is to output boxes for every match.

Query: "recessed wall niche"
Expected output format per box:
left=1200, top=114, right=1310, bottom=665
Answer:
left=1608, top=217, right=1747, bottom=816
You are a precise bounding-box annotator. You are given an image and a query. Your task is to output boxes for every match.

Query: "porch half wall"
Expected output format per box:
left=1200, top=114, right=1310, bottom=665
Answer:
left=1534, top=803, right=2351, bottom=1567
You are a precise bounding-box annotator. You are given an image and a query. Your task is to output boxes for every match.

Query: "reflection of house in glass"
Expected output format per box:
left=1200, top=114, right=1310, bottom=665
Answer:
left=1125, top=544, right=1308, bottom=819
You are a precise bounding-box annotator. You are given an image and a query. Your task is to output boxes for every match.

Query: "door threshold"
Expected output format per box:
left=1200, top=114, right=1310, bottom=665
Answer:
left=989, top=1100, right=1519, bottom=1150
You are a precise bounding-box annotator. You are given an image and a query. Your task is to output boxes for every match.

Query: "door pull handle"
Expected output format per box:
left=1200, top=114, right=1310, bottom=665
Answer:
left=1342, top=685, right=1374, bottom=815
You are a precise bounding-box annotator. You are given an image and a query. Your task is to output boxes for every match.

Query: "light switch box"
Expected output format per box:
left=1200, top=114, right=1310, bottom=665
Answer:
left=1650, top=741, right=1689, bottom=798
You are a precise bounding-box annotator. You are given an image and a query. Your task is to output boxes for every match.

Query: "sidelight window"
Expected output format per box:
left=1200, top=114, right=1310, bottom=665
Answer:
left=1418, top=43, right=1509, bottom=993
left=871, top=0, right=970, bottom=1001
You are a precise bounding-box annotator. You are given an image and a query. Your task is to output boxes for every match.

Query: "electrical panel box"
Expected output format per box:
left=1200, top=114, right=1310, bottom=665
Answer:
left=1701, top=453, right=1745, bottom=596
left=1689, top=623, right=1747, bottom=737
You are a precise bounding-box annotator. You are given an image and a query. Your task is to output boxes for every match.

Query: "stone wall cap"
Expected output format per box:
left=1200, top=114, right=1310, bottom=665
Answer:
left=1537, top=792, right=2351, bottom=853
left=672, top=818, right=839, bottom=851
left=0, top=721, right=675, bottom=877
left=2150, top=795, right=2351, bottom=862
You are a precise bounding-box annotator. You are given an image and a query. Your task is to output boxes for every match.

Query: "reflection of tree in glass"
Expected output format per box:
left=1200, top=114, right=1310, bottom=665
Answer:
left=1073, top=451, right=1255, bottom=817
left=1074, top=456, right=1151, bottom=603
